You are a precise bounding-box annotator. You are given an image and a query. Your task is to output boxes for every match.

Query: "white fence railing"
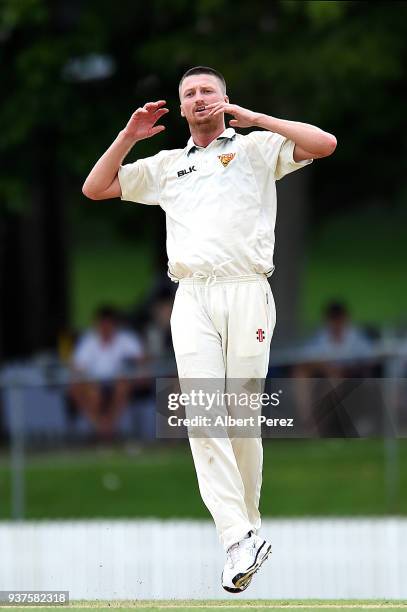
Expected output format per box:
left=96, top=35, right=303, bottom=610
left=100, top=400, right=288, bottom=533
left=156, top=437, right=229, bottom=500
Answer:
left=0, top=518, right=406, bottom=600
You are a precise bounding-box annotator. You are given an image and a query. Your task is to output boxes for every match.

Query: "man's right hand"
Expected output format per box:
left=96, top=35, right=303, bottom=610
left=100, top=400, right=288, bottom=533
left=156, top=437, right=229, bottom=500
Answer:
left=82, top=100, right=169, bottom=200
left=123, top=100, right=169, bottom=142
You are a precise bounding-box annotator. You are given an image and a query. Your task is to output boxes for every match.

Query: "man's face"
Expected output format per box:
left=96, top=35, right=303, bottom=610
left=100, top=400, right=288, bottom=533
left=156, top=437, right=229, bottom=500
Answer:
left=327, top=314, right=348, bottom=340
left=96, top=317, right=116, bottom=342
left=179, top=74, right=228, bottom=127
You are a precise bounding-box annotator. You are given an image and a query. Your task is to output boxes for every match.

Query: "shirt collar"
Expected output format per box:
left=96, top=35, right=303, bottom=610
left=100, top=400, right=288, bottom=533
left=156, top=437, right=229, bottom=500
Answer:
left=185, top=128, right=236, bottom=155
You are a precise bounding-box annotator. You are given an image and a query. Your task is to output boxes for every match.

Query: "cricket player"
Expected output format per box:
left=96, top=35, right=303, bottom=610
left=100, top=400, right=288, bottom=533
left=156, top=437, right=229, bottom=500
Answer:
left=82, top=66, right=337, bottom=592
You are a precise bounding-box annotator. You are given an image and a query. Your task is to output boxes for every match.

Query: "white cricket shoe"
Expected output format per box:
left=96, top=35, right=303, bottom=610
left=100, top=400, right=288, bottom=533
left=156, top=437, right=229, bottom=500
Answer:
left=221, top=532, right=272, bottom=593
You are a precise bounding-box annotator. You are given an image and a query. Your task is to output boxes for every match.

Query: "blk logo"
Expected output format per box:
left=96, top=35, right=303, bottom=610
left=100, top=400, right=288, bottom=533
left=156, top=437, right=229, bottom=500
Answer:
left=177, top=166, right=196, bottom=177
left=256, top=329, right=265, bottom=342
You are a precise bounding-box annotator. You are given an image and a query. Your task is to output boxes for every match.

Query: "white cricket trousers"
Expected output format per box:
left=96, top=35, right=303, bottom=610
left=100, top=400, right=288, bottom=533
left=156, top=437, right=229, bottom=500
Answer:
left=170, top=274, right=276, bottom=551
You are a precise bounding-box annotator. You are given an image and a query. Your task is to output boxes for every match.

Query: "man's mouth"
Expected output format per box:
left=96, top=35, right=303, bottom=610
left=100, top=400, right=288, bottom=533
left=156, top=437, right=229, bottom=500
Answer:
left=195, top=106, right=208, bottom=114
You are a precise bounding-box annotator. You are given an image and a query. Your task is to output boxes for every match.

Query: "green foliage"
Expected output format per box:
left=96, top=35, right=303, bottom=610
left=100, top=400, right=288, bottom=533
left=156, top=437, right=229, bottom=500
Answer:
left=1, top=0, right=406, bottom=342
left=0, top=0, right=405, bottom=255
left=2, top=0, right=406, bottom=209
left=305, top=1, right=351, bottom=26
left=0, top=177, right=28, bottom=214
left=0, top=0, right=47, bottom=31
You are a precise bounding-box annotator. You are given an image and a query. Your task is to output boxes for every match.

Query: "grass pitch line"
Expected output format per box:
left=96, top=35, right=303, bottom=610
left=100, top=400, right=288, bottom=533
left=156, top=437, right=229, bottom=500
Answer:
left=3, top=603, right=407, bottom=611
left=65, top=601, right=407, bottom=609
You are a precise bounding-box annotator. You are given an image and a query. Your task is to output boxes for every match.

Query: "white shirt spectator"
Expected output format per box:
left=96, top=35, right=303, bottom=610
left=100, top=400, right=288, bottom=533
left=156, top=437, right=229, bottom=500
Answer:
left=302, top=325, right=372, bottom=364
left=73, top=329, right=143, bottom=380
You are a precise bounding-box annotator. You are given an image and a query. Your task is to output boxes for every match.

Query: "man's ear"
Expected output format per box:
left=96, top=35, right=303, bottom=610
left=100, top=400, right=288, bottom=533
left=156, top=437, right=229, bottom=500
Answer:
left=224, top=95, right=229, bottom=103
left=180, top=104, right=185, bottom=117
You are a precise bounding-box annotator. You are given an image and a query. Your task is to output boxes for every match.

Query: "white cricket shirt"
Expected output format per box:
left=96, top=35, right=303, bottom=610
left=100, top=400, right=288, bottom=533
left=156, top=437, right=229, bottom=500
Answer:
left=118, top=128, right=312, bottom=281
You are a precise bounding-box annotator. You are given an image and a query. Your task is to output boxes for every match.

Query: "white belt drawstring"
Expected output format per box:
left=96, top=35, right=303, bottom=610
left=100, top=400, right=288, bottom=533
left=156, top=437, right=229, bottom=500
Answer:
left=190, top=259, right=234, bottom=305
left=192, top=259, right=234, bottom=287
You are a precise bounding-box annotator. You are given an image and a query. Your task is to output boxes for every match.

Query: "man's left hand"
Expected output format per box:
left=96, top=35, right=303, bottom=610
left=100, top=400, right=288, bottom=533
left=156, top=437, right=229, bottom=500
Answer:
left=206, top=102, right=260, bottom=128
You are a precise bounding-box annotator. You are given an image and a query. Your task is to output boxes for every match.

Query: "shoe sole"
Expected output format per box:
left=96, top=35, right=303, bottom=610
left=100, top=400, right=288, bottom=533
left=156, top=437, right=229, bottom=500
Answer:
left=233, top=540, right=272, bottom=589
left=221, top=571, right=252, bottom=594
left=222, top=584, right=245, bottom=594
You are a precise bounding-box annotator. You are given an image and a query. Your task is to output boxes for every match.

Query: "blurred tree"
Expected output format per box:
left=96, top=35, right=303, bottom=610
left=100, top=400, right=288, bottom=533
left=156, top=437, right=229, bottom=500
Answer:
left=1, top=0, right=406, bottom=357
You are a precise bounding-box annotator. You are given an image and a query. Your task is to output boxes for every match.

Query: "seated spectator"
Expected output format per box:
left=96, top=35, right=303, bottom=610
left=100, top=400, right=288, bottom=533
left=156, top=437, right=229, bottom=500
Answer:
left=292, top=301, right=373, bottom=435
left=296, top=301, right=373, bottom=377
left=68, top=305, right=143, bottom=439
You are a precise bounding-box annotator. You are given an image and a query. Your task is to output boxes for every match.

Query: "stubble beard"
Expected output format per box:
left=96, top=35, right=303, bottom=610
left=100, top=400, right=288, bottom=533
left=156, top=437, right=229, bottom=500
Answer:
left=189, top=113, right=223, bottom=133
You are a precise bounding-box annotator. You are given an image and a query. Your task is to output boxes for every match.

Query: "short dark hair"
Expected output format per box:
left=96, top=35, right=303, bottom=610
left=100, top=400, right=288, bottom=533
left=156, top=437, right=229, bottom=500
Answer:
left=179, top=66, right=226, bottom=95
left=324, top=301, right=349, bottom=320
left=94, top=305, right=119, bottom=323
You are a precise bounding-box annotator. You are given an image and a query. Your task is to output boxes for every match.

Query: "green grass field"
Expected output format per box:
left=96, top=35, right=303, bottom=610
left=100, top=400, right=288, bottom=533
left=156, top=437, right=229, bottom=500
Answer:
left=0, top=440, right=406, bottom=519
left=7, top=599, right=407, bottom=611
left=68, top=600, right=407, bottom=610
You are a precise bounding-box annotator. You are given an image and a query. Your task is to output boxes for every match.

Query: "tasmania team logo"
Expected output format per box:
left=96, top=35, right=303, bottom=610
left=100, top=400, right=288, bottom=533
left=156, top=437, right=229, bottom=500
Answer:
left=218, top=153, right=236, bottom=167
left=256, top=329, right=265, bottom=342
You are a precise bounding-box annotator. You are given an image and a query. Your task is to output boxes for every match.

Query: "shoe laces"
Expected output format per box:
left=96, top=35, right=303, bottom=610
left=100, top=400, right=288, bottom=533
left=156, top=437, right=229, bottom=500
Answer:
left=226, top=534, right=255, bottom=569
left=226, top=542, right=241, bottom=569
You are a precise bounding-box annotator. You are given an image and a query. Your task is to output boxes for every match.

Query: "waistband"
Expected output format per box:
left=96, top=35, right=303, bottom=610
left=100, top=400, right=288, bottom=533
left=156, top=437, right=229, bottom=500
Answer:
left=179, top=273, right=267, bottom=285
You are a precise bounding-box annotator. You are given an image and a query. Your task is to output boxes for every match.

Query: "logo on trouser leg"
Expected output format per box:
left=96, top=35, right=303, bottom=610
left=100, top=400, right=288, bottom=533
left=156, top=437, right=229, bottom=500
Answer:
left=256, top=329, right=265, bottom=342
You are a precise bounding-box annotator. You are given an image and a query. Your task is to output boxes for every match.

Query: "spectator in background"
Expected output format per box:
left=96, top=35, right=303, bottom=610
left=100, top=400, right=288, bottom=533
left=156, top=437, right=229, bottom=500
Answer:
left=292, top=301, right=373, bottom=435
left=68, top=305, right=143, bottom=439
left=295, top=301, right=373, bottom=377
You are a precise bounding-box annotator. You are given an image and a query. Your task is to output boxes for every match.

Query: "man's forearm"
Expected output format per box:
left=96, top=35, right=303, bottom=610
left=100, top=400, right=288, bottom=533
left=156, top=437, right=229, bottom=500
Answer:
left=254, top=114, right=337, bottom=156
left=82, top=130, right=138, bottom=197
